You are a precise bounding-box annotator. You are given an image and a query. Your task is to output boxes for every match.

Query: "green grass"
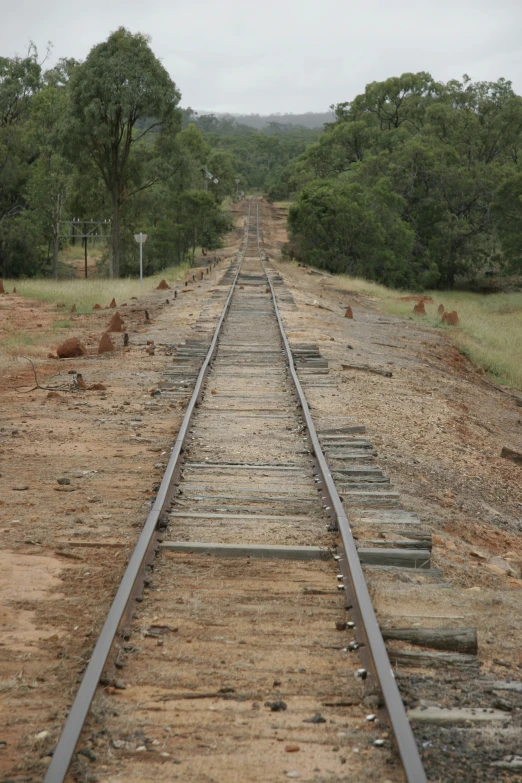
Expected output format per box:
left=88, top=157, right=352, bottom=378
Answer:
left=3, top=264, right=190, bottom=314
left=329, top=275, right=522, bottom=391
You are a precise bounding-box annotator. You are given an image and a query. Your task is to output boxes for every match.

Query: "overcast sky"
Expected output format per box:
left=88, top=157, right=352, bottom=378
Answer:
left=3, top=0, right=522, bottom=114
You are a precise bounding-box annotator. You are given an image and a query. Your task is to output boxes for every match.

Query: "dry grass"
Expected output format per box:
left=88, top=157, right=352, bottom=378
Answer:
left=0, top=265, right=190, bottom=371
left=329, top=275, right=522, bottom=390
left=2, top=264, right=190, bottom=314
left=0, top=325, right=55, bottom=368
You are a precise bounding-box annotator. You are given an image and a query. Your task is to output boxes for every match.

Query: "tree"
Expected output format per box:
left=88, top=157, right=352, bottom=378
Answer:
left=0, top=45, right=42, bottom=276
left=344, top=72, right=439, bottom=131
left=288, top=179, right=414, bottom=285
left=24, top=67, right=75, bottom=277
left=492, top=173, right=522, bottom=271
left=65, top=27, right=181, bottom=276
left=200, top=120, right=320, bottom=193
left=285, top=73, right=522, bottom=288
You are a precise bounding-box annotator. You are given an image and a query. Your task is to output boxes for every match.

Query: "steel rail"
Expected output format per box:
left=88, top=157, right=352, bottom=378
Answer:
left=44, top=207, right=252, bottom=783
left=256, top=202, right=428, bottom=783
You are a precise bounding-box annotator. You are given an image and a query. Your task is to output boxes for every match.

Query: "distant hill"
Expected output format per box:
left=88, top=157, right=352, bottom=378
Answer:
left=188, top=110, right=335, bottom=130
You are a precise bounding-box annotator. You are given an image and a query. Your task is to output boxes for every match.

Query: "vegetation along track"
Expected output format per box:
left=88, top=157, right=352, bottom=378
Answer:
left=45, top=202, right=428, bottom=783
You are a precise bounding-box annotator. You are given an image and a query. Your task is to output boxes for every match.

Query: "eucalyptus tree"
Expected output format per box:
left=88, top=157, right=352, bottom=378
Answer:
left=65, top=27, right=181, bottom=276
left=0, top=45, right=42, bottom=275
left=24, top=61, right=78, bottom=277
left=286, top=73, right=522, bottom=288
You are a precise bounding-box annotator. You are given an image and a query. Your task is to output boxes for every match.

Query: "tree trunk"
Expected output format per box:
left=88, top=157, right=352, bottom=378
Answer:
left=446, top=246, right=458, bottom=288
left=53, top=232, right=59, bottom=279
left=111, top=193, right=120, bottom=278
left=447, top=262, right=455, bottom=288
left=52, top=192, right=63, bottom=280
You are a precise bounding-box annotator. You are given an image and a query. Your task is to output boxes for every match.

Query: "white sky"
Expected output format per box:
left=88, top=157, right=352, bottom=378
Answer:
left=2, top=0, right=522, bottom=114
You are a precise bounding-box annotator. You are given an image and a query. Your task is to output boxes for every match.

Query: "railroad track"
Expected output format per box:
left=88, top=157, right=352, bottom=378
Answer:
left=45, top=201, right=427, bottom=782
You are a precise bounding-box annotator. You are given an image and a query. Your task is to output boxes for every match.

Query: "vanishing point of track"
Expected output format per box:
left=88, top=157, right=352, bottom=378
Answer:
left=44, top=201, right=427, bottom=782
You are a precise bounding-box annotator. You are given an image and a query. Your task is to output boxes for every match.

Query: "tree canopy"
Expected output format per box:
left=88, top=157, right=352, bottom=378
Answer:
left=183, top=110, right=321, bottom=195
left=0, top=32, right=236, bottom=280
left=4, top=50, right=522, bottom=288
left=64, top=28, right=181, bottom=277
left=283, top=73, right=522, bottom=288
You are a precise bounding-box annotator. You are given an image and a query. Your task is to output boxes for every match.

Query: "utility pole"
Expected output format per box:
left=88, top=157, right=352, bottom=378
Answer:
left=202, top=167, right=219, bottom=193
left=134, top=232, right=148, bottom=287
left=83, top=222, right=88, bottom=278
left=60, top=218, right=111, bottom=279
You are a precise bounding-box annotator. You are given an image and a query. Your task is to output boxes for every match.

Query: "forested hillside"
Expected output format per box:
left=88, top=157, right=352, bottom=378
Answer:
left=197, top=111, right=334, bottom=130
left=284, top=73, right=522, bottom=288
left=4, top=37, right=522, bottom=291
left=183, top=109, right=321, bottom=194
left=0, top=30, right=235, bottom=279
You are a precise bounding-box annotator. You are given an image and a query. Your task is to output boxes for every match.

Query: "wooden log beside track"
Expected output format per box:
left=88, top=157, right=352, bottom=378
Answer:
left=381, top=626, right=478, bottom=654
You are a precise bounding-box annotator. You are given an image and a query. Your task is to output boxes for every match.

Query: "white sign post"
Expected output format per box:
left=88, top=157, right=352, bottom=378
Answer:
left=133, top=232, right=148, bottom=287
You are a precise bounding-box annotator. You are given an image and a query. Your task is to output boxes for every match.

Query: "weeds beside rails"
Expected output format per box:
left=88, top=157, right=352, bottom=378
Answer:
left=325, top=274, right=522, bottom=391
left=2, top=264, right=190, bottom=313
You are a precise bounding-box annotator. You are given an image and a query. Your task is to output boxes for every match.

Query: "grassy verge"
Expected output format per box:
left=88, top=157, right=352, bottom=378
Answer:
left=3, top=264, right=190, bottom=314
left=329, top=275, right=522, bottom=391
